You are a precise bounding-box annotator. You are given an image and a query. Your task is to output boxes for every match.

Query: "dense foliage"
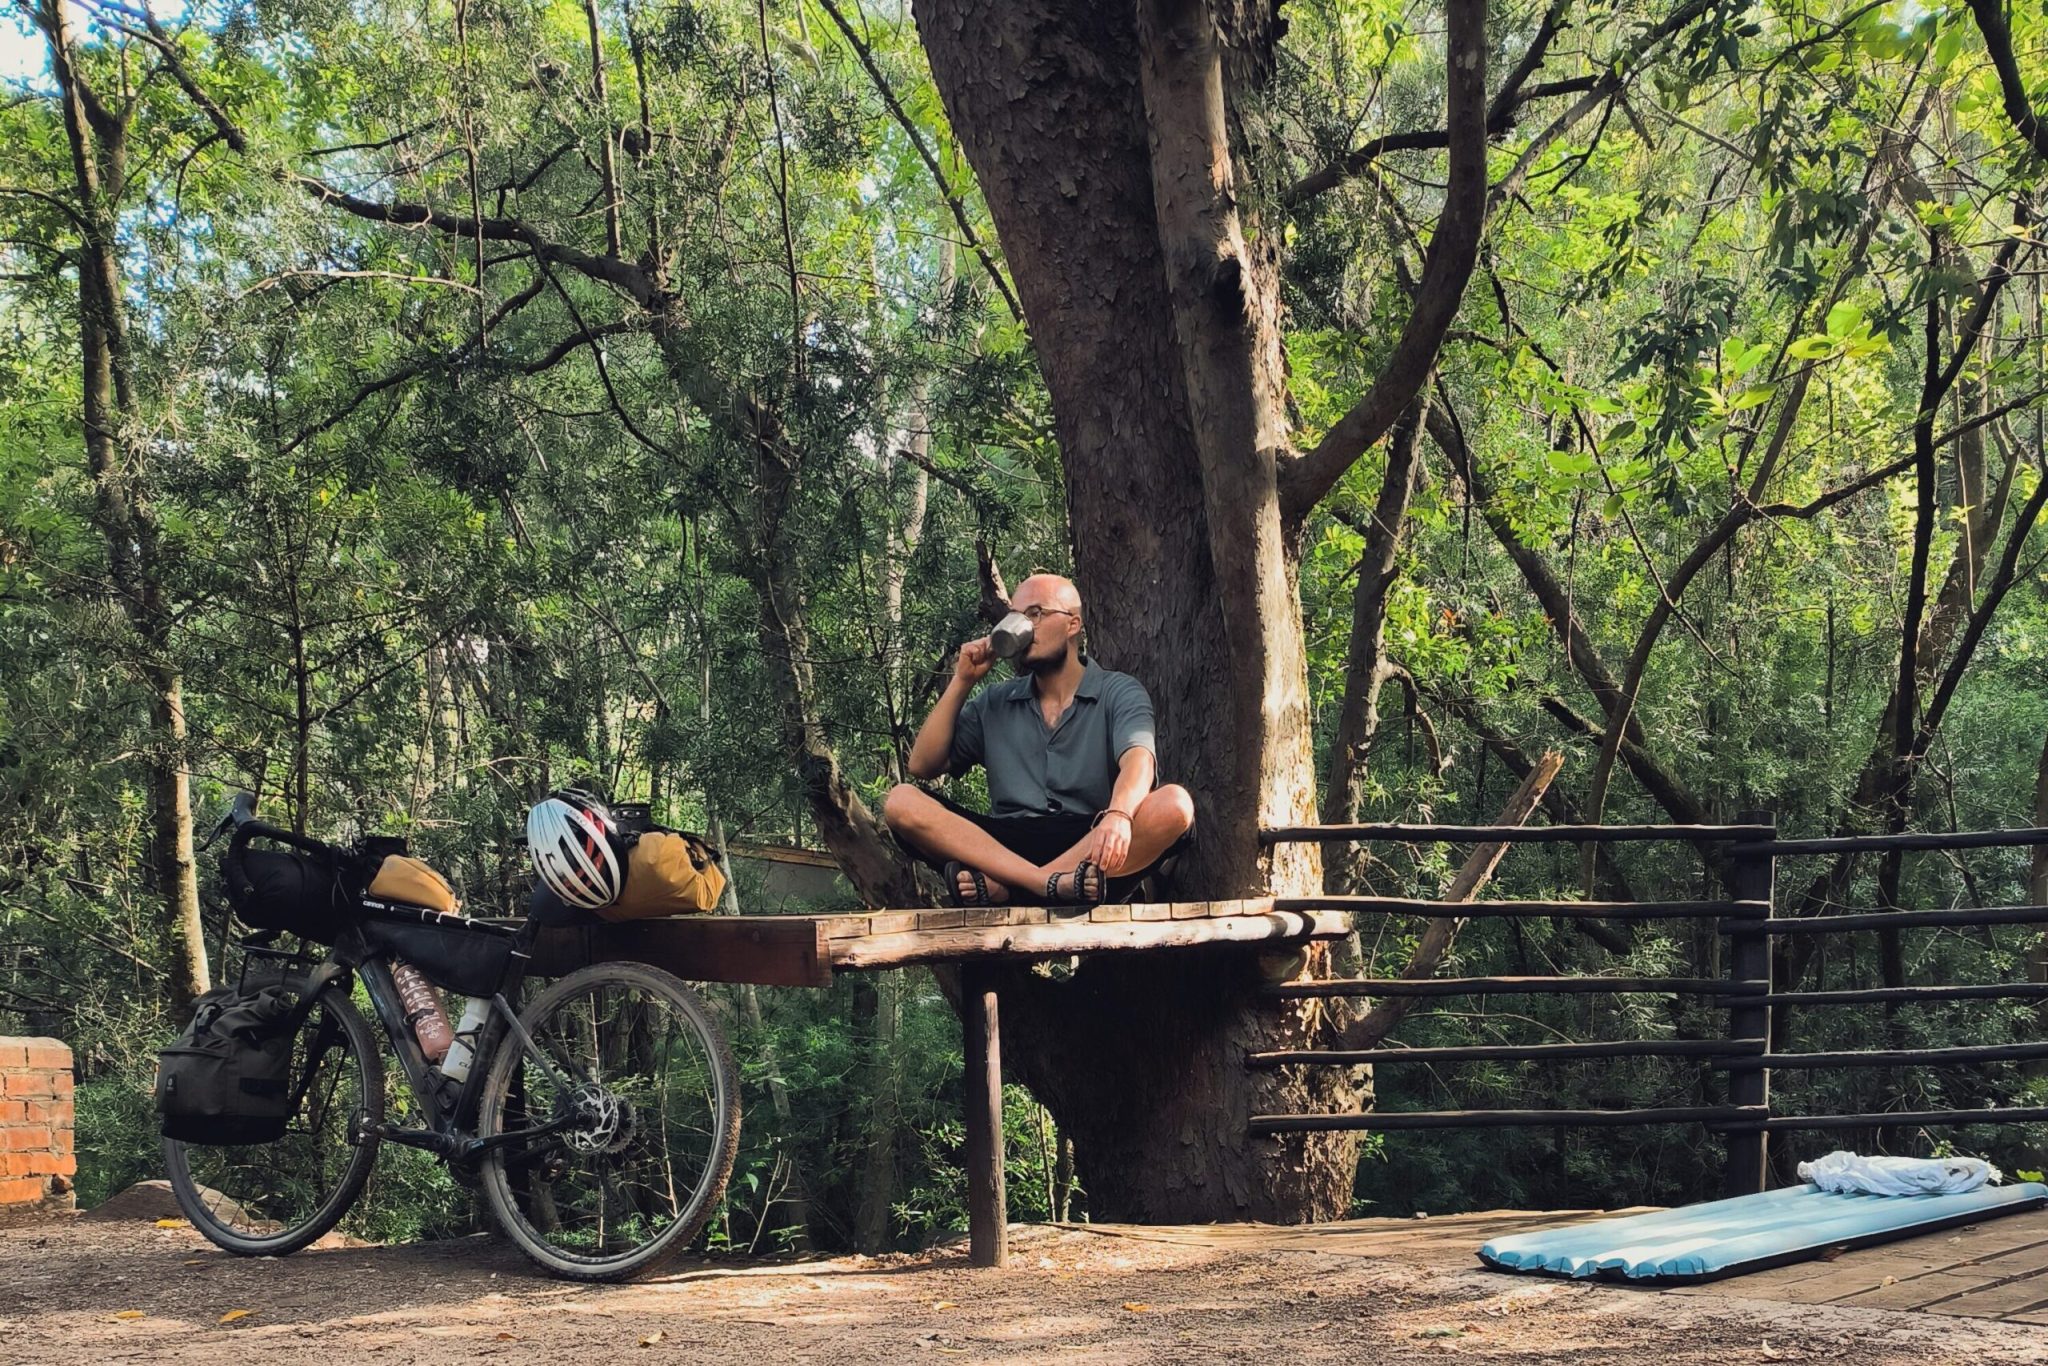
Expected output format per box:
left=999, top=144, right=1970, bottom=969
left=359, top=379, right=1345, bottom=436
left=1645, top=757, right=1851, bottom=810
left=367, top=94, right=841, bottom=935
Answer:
left=3, top=0, right=2045, bottom=1242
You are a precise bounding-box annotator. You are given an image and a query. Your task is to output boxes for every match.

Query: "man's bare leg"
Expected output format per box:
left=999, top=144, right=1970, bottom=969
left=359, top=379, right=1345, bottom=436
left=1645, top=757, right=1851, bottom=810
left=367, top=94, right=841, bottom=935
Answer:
left=882, top=785, right=1042, bottom=902
left=1036, top=785, right=1196, bottom=897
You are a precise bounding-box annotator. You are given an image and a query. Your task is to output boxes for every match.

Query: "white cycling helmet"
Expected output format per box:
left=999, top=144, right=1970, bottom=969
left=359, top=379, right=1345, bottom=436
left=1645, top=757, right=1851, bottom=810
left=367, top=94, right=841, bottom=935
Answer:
left=526, top=788, right=625, bottom=909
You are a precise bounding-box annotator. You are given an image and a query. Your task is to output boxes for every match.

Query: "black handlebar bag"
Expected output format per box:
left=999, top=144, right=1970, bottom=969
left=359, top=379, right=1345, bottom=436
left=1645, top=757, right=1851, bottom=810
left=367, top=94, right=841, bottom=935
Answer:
left=224, top=847, right=358, bottom=945
left=155, top=984, right=305, bottom=1144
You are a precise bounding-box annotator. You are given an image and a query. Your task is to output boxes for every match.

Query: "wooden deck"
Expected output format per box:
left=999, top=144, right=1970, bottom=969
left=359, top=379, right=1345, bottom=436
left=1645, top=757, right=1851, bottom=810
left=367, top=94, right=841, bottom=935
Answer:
left=1086, top=1205, right=2048, bottom=1325
left=525, top=898, right=1347, bottom=987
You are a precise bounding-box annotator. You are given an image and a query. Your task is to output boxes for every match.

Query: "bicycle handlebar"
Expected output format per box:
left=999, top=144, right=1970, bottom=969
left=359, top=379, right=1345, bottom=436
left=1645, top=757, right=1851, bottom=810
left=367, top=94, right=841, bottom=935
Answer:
left=218, top=793, right=343, bottom=909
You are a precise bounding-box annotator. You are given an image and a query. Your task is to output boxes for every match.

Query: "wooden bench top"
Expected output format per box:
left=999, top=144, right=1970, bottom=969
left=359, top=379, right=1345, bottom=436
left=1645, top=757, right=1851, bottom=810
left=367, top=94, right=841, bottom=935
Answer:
left=525, top=899, right=1349, bottom=987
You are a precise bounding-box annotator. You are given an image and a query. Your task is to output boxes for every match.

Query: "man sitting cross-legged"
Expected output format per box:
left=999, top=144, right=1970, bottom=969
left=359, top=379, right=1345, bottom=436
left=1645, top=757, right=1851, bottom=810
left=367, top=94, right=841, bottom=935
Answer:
left=883, top=574, right=1195, bottom=906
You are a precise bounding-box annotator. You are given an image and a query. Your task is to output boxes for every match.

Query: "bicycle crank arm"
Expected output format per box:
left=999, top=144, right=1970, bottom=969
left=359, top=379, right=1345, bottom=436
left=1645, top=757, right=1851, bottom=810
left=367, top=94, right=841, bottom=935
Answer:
left=451, top=1112, right=579, bottom=1164
left=372, top=1123, right=461, bottom=1158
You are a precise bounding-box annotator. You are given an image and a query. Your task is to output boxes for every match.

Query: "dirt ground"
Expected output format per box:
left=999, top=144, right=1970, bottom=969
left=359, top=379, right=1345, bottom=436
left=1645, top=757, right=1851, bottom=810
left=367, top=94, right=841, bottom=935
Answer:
left=4, top=1201, right=2047, bottom=1364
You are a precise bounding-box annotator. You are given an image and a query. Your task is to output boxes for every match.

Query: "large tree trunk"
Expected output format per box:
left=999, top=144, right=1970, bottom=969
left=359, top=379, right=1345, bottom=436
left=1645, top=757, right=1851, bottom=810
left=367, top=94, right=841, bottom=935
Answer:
left=910, top=0, right=1383, bottom=1222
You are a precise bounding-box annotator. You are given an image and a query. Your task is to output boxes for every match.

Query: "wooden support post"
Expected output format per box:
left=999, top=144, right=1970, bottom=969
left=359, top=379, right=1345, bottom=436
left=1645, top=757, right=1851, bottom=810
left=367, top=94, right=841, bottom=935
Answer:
left=960, top=962, right=1007, bottom=1267
left=1723, top=808, right=1775, bottom=1197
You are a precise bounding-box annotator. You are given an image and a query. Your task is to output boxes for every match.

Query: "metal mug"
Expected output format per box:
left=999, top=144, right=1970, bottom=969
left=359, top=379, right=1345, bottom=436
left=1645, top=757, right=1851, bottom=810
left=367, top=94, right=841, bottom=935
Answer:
left=989, top=611, right=1035, bottom=660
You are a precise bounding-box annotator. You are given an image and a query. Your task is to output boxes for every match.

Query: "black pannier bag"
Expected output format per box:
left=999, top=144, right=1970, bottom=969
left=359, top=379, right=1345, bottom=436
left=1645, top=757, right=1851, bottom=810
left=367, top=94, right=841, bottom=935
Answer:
left=155, top=984, right=304, bottom=1145
left=226, top=847, right=357, bottom=945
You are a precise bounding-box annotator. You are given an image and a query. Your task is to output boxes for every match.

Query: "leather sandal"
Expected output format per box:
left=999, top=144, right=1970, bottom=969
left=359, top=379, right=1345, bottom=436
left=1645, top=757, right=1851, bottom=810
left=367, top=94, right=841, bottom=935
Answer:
left=945, top=861, right=994, bottom=908
left=1044, top=859, right=1106, bottom=906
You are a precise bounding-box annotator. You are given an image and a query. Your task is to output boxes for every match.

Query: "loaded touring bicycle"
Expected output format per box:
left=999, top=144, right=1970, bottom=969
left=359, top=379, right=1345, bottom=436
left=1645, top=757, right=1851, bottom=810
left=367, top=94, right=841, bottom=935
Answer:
left=156, top=793, right=741, bottom=1281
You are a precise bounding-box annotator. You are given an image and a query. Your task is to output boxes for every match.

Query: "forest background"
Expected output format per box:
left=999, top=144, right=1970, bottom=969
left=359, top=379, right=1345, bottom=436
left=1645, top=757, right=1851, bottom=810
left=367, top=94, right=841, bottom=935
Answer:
left=2, top=0, right=2047, bottom=1252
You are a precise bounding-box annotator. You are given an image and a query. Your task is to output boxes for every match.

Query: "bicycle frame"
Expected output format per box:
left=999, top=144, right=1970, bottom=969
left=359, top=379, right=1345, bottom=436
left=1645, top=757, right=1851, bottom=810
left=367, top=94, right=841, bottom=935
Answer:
left=224, top=918, right=580, bottom=1171
left=343, top=928, right=586, bottom=1168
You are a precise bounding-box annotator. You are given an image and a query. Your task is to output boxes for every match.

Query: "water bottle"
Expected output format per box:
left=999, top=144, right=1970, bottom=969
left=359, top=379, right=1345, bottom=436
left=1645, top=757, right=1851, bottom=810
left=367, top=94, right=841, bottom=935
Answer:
left=391, top=960, right=454, bottom=1063
left=989, top=610, right=1035, bottom=660
left=437, top=996, right=492, bottom=1085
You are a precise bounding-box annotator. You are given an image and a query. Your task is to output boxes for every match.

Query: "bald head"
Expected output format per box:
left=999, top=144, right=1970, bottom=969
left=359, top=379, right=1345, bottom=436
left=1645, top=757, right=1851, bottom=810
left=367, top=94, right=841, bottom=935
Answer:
left=1009, top=573, right=1084, bottom=674
left=1013, top=573, right=1081, bottom=618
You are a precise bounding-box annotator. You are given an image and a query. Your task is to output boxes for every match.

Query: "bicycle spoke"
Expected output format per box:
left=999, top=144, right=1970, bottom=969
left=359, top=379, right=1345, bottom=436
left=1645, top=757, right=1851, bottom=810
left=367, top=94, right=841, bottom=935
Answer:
left=479, top=965, right=737, bottom=1279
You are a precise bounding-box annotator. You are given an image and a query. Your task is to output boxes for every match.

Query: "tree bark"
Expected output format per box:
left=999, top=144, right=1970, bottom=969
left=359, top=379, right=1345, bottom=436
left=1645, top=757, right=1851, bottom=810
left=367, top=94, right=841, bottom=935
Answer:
left=910, top=0, right=1490, bottom=1220
left=40, top=0, right=208, bottom=1005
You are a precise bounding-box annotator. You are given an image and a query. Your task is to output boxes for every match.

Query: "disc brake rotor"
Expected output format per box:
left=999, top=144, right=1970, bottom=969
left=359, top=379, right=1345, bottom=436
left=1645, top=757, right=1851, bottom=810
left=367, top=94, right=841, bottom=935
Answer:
left=562, top=1083, right=637, bottom=1156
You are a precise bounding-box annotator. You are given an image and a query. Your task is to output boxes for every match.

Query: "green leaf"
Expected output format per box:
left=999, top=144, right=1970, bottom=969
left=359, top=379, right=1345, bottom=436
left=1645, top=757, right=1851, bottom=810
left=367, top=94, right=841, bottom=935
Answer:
left=1932, top=23, right=1964, bottom=69
left=1786, top=335, right=1837, bottom=361
left=1729, top=384, right=1775, bottom=410
left=1824, top=302, right=1864, bottom=339
left=1546, top=449, right=1596, bottom=476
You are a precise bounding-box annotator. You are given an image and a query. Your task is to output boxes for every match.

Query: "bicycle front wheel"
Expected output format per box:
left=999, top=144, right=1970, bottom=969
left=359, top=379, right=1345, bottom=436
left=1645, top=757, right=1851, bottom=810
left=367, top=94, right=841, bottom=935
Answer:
left=163, top=983, right=384, bottom=1256
left=477, top=962, right=740, bottom=1281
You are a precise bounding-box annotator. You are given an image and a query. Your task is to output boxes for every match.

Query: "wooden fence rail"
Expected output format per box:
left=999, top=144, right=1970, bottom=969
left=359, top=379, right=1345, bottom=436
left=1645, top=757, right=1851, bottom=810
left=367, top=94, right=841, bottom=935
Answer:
left=1254, top=812, right=2048, bottom=1193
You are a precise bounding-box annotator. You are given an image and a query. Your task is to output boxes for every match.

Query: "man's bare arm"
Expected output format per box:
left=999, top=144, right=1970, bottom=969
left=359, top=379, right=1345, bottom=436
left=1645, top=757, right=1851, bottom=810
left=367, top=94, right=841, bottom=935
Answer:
left=906, top=638, right=994, bottom=779
left=1106, top=747, right=1155, bottom=819
left=1088, top=747, right=1156, bottom=872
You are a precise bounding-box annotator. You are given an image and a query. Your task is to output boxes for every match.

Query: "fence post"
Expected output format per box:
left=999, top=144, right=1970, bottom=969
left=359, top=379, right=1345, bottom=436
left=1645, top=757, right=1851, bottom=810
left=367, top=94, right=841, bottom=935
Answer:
left=960, top=963, right=1008, bottom=1267
left=1723, top=808, right=1775, bottom=1196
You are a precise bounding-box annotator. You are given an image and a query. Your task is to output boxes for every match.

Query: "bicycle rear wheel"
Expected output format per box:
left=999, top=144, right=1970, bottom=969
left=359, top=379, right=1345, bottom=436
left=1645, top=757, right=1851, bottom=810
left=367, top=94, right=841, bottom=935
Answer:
left=477, top=962, right=740, bottom=1281
left=163, top=983, right=384, bottom=1256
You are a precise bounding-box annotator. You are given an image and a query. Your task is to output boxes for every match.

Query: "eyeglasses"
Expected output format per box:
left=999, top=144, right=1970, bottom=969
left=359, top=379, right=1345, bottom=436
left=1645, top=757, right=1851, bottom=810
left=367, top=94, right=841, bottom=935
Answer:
left=1017, top=605, right=1076, bottom=623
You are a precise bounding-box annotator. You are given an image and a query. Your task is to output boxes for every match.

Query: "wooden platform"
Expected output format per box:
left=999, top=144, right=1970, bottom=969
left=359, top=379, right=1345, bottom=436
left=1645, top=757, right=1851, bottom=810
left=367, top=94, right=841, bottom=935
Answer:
left=525, top=898, right=1347, bottom=987
left=522, top=897, right=1347, bottom=1270
left=1086, top=1205, right=2048, bottom=1324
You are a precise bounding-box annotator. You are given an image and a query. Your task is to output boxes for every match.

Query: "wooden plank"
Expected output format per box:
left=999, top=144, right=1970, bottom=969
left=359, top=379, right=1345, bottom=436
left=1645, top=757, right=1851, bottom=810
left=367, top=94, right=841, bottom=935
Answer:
left=527, top=916, right=833, bottom=988
left=1088, top=903, right=1132, bottom=923
left=1260, top=822, right=1772, bottom=846
left=829, top=910, right=1350, bottom=971
left=1763, top=981, right=2048, bottom=1006
left=1741, top=827, right=2048, bottom=856
left=1267, top=976, right=1757, bottom=999
left=917, top=908, right=966, bottom=931
left=1251, top=1105, right=1760, bottom=1133
left=1723, top=1041, right=2048, bottom=1070
left=1724, top=1107, right=2048, bottom=1132
left=821, top=914, right=871, bottom=940
left=1282, top=895, right=1761, bottom=920
left=1248, top=1038, right=1757, bottom=1068
left=960, top=963, right=1006, bottom=1268
left=1736, top=905, right=2048, bottom=934
left=1813, top=1269, right=1992, bottom=1309
left=1130, top=902, right=1172, bottom=922
left=1923, top=1271, right=2048, bottom=1318
left=1952, top=1239, right=2048, bottom=1277
left=1949, top=1221, right=2048, bottom=1262
left=863, top=911, right=921, bottom=936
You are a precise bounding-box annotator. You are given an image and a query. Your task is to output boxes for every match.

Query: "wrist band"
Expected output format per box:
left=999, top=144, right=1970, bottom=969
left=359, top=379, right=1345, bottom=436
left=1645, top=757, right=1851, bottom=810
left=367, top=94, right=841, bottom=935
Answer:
left=1093, top=808, right=1132, bottom=827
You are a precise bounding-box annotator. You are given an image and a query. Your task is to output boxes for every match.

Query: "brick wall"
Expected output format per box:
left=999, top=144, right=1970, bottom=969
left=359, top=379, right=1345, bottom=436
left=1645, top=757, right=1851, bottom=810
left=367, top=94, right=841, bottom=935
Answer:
left=0, top=1037, right=76, bottom=1223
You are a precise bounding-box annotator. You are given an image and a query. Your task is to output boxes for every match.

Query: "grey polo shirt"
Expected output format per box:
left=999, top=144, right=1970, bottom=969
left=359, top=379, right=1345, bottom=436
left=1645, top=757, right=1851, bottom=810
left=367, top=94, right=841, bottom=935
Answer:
left=948, top=657, right=1156, bottom=818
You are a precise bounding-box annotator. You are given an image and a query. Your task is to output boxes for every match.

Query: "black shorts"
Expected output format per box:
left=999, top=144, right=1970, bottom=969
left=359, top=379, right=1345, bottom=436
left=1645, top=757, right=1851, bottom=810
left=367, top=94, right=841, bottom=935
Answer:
left=908, top=790, right=1190, bottom=900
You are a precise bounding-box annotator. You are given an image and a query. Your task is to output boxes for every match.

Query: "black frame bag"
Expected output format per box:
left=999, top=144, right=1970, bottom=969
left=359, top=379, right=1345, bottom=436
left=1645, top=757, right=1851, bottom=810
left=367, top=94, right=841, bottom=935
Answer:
left=155, top=984, right=305, bottom=1144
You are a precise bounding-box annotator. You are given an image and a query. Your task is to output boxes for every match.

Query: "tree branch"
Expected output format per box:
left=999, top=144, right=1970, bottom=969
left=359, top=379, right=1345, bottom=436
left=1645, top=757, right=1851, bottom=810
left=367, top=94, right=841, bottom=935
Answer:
left=1285, top=0, right=1713, bottom=206
left=813, top=0, right=1023, bottom=324
left=1964, top=0, right=2048, bottom=160
left=92, top=1, right=662, bottom=307
left=1276, top=0, right=1489, bottom=525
